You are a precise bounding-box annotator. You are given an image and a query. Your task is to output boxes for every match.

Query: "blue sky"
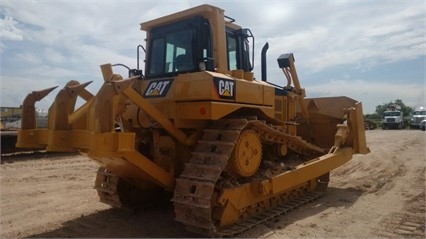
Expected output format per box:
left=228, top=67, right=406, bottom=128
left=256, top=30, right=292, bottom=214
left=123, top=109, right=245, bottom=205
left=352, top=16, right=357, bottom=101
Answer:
left=0, top=0, right=425, bottom=114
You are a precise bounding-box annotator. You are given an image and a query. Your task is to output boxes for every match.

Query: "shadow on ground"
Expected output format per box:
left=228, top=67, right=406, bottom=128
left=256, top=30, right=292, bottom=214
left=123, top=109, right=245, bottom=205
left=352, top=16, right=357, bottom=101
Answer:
left=30, top=202, right=194, bottom=238
left=30, top=186, right=363, bottom=238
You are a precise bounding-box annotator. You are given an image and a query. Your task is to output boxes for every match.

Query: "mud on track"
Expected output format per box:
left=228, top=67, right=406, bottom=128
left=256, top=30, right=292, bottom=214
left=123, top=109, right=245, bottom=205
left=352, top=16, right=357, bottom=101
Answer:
left=0, top=130, right=425, bottom=238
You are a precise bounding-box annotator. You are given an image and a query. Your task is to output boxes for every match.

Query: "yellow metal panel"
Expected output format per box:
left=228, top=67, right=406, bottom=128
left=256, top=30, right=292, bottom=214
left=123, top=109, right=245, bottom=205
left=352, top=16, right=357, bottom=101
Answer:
left=176, top=101, right=212, bottom=120
left=84, top=132, right=126, bottom=154
left=16, top=129, right=48, bottom=149
left=88, top=132, right=121, bottom=153
left=100, top=63, right=114, bottom=82
left=44, top=130, right=95, bottom=152
left=304, top=96, right=357, bottom=119
left=70, top=130, right=91, bottom=150
left=303, top=114, right=341, bottom=148
left=352, top=102, right=370, bottom=154
left=176, top=101, right=275, bottom=120
left=263, top=84, right=275, bottom=106
left=174, top=72, right=215, bottom=101
left=140, top=4, right=222, bottom=31
left=122, top=87, right=189, bottom=145
left=217, top=147, right=353, bottom=220
left=235, top=80, right=264, bottom=105
left=206, top=6, right=227, bottom=73
left=271, top=148, right=352, bottom=193
left=116, top=132, right=136, bottom=152
left=85, top=132, right=174, bottom=191
left=124, top=150, right=175, bottom=191
left=46, top=130, right=73, bottom=152
left=68, top=98, right=92, bottom=129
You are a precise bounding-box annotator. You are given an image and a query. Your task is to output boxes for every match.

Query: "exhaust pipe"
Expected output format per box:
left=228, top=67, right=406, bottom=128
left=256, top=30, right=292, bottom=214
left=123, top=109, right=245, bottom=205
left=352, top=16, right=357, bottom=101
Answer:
left=261, top=42, right=269, bottom=82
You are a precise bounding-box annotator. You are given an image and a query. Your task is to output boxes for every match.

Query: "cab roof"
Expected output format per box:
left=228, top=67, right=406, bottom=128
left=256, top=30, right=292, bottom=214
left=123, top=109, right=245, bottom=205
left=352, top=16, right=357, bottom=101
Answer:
left=140, top=4, right=240, bottom=31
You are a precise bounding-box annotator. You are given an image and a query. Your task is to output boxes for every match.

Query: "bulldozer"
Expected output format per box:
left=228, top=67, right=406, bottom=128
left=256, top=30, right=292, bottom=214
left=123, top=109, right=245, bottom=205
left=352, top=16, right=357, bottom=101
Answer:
left=16, top=4, right=369, bottom=237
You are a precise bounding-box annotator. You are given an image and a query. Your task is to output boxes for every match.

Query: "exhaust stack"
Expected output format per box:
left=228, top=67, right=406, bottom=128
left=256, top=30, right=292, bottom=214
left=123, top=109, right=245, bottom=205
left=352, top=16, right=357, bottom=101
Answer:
left=261, top=42, right=269, bottom=82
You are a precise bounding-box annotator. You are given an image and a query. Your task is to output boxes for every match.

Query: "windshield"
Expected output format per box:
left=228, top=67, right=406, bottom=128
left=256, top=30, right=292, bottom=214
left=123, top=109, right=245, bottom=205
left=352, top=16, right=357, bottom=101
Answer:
left=145, top=16, right=211, bottom=79
left=413, top=111, right=426, bottom=115
left=384, top=111, right=401, bottom=117
left=148, top=29, right=194, bottom=76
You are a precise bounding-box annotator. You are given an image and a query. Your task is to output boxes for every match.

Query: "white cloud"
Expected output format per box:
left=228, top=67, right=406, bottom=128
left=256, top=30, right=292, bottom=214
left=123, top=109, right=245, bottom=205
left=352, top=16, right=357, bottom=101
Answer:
left=44, top=48, right=67, bottom=64
left=0, top=15, right=23, bottom=41
left=0, top=0, right=424, bottom=114
left=247, top=1, right=425, bottom=73
left=15, top=52, right=42, bottom=65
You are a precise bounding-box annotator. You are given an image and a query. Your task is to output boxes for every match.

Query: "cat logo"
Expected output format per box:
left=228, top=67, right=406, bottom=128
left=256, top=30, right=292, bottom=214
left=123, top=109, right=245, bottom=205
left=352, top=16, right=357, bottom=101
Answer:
left=144, top=79, right=173, bottom=98
left=213, top=77, right=235, bottom=100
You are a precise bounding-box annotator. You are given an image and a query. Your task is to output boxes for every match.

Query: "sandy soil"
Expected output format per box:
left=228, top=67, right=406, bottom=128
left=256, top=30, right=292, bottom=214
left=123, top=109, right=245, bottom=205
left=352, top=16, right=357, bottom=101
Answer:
left=1, top=130, right=425, bottom=238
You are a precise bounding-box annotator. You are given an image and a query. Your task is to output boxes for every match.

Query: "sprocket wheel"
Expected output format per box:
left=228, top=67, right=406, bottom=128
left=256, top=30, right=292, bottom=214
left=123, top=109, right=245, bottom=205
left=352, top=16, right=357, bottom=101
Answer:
left=231, top=129, right=262, bottom=177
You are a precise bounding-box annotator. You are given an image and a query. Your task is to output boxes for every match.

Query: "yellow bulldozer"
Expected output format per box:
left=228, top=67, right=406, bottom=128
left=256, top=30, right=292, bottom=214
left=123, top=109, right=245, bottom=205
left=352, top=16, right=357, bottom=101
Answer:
left=16, top=4, right=369, bottom=237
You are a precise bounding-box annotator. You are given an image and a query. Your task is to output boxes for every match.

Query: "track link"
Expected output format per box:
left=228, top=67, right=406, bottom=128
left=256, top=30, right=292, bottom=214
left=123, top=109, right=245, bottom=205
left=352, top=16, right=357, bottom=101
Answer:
left=94, top=167, right=122, bottom=208
left=173, top=119, right=247, bottom=232
left=173, top=119, right=327, bottom=236
left=218, top=191, right=323, bottom=237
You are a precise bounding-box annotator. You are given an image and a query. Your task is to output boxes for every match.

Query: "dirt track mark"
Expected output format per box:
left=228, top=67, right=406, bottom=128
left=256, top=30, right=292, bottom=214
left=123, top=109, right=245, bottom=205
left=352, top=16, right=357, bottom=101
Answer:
left=374, top=195, right=425, bottom=238
left=374, top=167, right=425, bottom=238
left=1, top=130, right=425, bottom=238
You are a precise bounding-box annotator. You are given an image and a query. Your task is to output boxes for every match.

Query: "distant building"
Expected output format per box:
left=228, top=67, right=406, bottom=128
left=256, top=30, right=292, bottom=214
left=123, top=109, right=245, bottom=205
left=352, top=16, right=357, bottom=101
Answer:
left=0, top=106, right=22, bottom=118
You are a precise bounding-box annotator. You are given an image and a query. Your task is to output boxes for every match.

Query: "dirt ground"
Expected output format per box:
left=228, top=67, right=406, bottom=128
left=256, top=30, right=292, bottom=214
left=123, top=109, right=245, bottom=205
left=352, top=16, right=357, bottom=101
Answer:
left=1, top=130, right=425, bottom=238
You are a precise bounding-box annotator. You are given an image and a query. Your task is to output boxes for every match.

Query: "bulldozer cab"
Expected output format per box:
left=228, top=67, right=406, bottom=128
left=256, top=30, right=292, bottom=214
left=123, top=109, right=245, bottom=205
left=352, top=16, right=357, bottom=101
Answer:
left=142, top=5, right=254, bottom=79
left=145, top=16, right=204, bottom=77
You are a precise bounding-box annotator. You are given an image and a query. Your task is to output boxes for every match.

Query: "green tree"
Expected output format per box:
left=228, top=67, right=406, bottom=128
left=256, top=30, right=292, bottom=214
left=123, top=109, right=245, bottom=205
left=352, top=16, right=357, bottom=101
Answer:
left=375, top=99, right=413, bottom=117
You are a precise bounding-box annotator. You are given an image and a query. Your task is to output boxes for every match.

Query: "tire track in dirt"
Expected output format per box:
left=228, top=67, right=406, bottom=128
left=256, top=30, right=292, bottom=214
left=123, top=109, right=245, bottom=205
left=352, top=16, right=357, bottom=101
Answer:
left=1, top=130, right=425, bottom=238
left=374, top=167, right=425, bottom=238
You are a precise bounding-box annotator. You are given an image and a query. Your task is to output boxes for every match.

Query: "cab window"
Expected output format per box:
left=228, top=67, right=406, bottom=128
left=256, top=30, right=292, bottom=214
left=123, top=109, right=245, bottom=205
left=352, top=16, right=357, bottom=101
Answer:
left=146, top=16, right=211, bottom=78
left=148, top=29, right=194, bottom=76
left=226, top=29, right=253, bottom=72
left=227, top=34, right=238, bottom=71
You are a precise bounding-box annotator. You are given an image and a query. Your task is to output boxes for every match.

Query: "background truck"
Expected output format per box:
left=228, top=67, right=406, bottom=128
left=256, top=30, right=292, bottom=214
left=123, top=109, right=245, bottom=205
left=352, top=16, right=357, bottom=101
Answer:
left=382, top=104, right=404, bottom=129
left=410, top=106, right=426, bottom=129
left=16, top=4, right=369, bottom=237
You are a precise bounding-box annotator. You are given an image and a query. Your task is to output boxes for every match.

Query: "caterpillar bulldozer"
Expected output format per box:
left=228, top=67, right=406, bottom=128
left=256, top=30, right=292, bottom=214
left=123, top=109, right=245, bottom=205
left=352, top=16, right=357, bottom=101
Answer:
left=16, top=4, right=369, bottom=237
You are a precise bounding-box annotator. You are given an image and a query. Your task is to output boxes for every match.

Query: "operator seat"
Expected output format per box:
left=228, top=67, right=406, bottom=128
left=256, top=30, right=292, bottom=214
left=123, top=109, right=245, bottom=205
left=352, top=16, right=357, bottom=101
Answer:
left=175, top=54, right=192, bottom=71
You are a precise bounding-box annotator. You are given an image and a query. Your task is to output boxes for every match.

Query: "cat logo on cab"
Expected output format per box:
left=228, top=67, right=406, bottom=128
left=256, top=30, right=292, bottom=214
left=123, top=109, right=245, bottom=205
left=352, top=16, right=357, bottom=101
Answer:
left=213, top=77, right=235, bottom=100
left=144, top=79, right=173, bottom=98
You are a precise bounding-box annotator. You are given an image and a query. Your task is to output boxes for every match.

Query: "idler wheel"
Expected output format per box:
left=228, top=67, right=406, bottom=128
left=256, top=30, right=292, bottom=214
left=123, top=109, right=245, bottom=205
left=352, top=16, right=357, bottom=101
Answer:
left=231, top=129, right=262, bottom=177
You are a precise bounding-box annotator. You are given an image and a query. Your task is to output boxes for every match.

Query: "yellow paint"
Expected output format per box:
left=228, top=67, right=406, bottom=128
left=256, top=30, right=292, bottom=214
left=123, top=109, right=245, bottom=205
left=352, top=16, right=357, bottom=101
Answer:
left=15, top=4, right=370, bottom=231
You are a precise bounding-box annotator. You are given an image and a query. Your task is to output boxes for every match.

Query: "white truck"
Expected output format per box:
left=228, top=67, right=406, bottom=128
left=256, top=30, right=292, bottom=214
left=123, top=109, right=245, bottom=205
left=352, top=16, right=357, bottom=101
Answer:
left=410, top=106, right=426, bottom=129
left=382, top=104, right=404, bottom=129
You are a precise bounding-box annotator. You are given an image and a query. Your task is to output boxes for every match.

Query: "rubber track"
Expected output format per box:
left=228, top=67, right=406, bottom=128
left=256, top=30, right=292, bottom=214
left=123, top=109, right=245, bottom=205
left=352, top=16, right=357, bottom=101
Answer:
left=172, top=119, right=326, bottom=236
